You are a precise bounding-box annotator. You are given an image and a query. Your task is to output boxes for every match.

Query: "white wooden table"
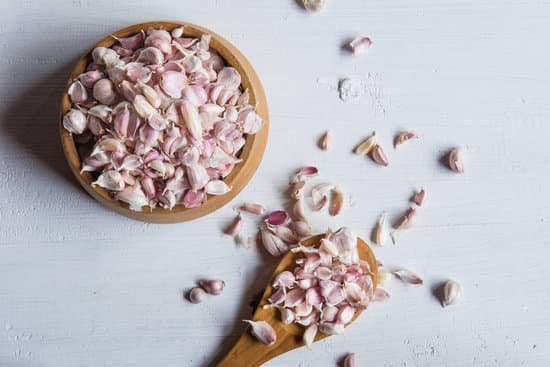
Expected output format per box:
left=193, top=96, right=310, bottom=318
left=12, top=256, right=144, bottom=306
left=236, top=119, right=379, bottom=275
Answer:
left=1, top=0, right=549, bottom=366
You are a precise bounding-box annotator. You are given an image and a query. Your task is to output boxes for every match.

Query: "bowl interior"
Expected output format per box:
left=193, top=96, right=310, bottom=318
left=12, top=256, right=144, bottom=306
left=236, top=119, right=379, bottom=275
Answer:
left=59, top=21, right=268, bottom=223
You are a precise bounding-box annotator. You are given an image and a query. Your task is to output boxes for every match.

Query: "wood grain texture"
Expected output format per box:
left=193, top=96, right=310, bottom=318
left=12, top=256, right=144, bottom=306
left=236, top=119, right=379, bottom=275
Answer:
left=60, top=21, right=269, bottom=223
left=218, top=235, right=378, bottom=367
left=1, top=0, right=550, bottom=366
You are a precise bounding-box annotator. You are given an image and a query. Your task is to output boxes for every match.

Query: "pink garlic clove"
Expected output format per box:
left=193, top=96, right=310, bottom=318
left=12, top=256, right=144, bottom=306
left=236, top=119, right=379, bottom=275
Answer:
left=412, top=187, right=426, bottom=206
left=267, top=288, right=286, bottom=305
left=140, top=176, right=156, bottom=199
left=217, top=67, right=241, bottom=90
left=145, top=29, right=172, bottom=54
left=349, top=35, right=373, bottom=56
left=243, top=320, right=276, bottom=346
left=88, top=105, right=112, bottom=123
left=318, top=322, right=344, bottom=335
left=372, top=287, right=391, bottom=302
left=266, top=210, right=290, bottom=226
left=63, top=108, right=87, bottom=134
left=160, top=71, right=187, bottom=98
left=295, top=166, right=319, bottom=180
left=113, top=104, right=130, bottom=138
left=120, top=80, right=138, bottom=102
left=136, top=80, right=160, bottom=108
left=137, top=47, right=164, bottom=65
left=321, top=305, right=339, bottom=322
left=294, top=302, right=313, bottom=317
left=114, top=31, right=144, bottom=50
left=312, top=195, right=328, bottom=211
left=241, top=109, right=263, bottom=134
left=371, top=144, right=389, bottom=166
left=337, top=305, right=356, bottom=325
left=302, top=0, right=325, bottom=12
left=261, top=229, right=289, bottom=256
left=225, top=213, right=242, bottom=236
left=185, top=164, right=209, bottom=191
left=78, top=70, right=104, bottom=88
left=182, top=189, right=205, bottom=208
left=267, top=225, right=299, bottom=244
left=395, top=207, right=417, bottom=231
left=314, top=266, right=332, bottom=280
left=303, top=323, right=318, bottom=349
left=68, top=80, right=88, bottom=104
left=276, top=306, right=295, bottom=324
left=125, top=63, right=152, bottom=83
left=394, top=131, right=418, bottom=148
left=188, top=287, right=206, bottom=304
left=393, top=269, right=423, bottom=285
left=93, top=79, right=117, bottom=105
left=284, top=288, right=306, bottom=308
left=448, top=147, right=465, bottom=173
left=305, top=287, right=323, bottom=306
left=199, top=278, right=225, bottom=295
left=318, top=130, right=329, bottom=150
left=343, top=353, right=356, bottom=367
left=239, top=203, right=265, bottom=215
left=273, top=271, right=295, bottom=289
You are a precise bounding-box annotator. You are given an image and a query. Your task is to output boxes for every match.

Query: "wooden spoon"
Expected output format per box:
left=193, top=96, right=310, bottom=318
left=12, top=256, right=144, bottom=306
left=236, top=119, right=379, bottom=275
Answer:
left=218, top=234, right=378, bottom=367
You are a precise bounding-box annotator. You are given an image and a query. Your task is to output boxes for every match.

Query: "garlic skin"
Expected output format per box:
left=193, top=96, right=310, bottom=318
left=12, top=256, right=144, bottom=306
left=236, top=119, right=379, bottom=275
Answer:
left=441, top=280, right=463, bottom=308
left=243, top=320, right=277, bottom=346
left=349, top=35, right=372, bottom=55
left=188, top=287, right=206, bottom=304
left=302, top=0, right=325, bottom=12
left=63, top=108, right=87, bottom=134
left=199, top=279, right=225, bottom=295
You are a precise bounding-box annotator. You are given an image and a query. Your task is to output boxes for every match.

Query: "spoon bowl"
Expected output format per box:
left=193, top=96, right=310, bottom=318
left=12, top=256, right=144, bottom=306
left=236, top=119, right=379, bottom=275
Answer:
left=219, top=234, right=378, bottom=367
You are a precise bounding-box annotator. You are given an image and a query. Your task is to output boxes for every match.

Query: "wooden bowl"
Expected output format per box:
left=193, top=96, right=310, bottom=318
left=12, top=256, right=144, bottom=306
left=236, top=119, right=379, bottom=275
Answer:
left=59, top=21, right=269, bottom=223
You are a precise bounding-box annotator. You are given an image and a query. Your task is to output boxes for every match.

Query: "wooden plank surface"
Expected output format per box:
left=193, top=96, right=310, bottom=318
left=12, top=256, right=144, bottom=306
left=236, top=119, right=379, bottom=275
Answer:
left=0, top=0, right=549, bottom=366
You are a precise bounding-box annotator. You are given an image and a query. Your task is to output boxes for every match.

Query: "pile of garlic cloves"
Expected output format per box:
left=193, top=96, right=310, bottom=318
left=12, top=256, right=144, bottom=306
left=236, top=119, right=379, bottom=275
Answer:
left=264, top=227, right=376, bottom=347
left=63, top=26, right=263, bottom=211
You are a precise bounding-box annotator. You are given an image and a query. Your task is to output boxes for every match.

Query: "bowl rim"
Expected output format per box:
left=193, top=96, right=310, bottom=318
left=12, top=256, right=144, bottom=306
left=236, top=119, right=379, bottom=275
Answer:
left=59, top=20, right=269, bottom=223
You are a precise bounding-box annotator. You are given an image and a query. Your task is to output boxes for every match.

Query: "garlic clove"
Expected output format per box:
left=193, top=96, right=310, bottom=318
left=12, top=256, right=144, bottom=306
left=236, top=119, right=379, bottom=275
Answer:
left=225, top=213, right=243, bottom=236
left=372, top=287, right=391, bottom=302
left=63, top=108, right=88, bottom=134
left=125, top=63, right=152, bottom=83
left=277, top=305, right=295, bottom=324
left=349, top=35, right=373, bottom=55
left=448, top=147, right=465, bottom=173
left=293, top=198, right=308, bottom=223
left=261, top=229, right=289, bottom=256
left=412, top=188, right=426, bottom=206
left=93, top=78, right=117, bottom=105
left=303, top=323, right=318, bottom=349
left=88, top=105, right=113, bottom=123
left=217, top=67, right=241, bottom=91
left=328, top=187, right=344, bottom=216
left=205, top=180, right=230, bottom=195
left=441, top=280, right=463, bottom=308
left=289, top=180, right=306, bottom=200
left=305, top=287, right=323, bottom=306
left=243, top=320, right=276, bottom=346
left=371, top=144, right=389, bottom=166
left=318, top=322, right=344, bottom=335
left=171, top=26, right=184, bottom=38
left=68, top=80, right=88, bottom=104
left=312, top=195, right=328, bottom=211
left=354, top=132, right=376, bottom=155
left=284, top=288, right=305, bottom=308
left=179, top=100, right=203, bottom=142
left=302, top=0, right=325, bottom=12
left=239, top=203, right=265, bottom=215
left=136, top=80, right=161, bottom=108
left=133, top=95, right=157, bottom=119
left=319, top=130, right=329, bottom=150
left=199, top=278, right=225, bottom=295
left=289, top=221, right=312, bottom=238
left=186, top=164, right=209, bottom=191
left=114, top=31, right=144, bottom=50
left=78, top=70, right=104, bottom=88
left=182, top=189, right=205, bottom=208
left=393, top=269, right=424, bottom=285
left=188, top=287, right=206, bottom=304
left=92, top=170, right=125, bottom=191
left=160, top=70, right=187, bottom=98
left=295, top=166, right=319, bottom=180
left=373, top=212, right=388, bottom=246
left=272, top=270, right=295, bottom=289
left=266, top=210, right=290, bottom=226
left=136, top=46, right=164, bottom=65
left=394, top=131, right=418, bottom=148
left=343, top=353, right=356, bottom=367
left=115, top=184, right=149, bottom=211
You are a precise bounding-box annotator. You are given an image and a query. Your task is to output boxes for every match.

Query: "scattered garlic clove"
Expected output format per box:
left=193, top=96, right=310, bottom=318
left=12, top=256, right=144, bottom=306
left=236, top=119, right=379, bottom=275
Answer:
left=312, top=195, right=328, bottom=211
left=349, top=35, right=372, bottom=55
left=266, top=210, right=290, bottom=226
left=372, top=288, right=391, bottom=302
left=289, top=180, right=306, bottom=200
left=441, top=280, right=463, bottom=308
left=68, top=80, right=88, bottom=104
left=319, top=131, right=329, bottom=150
left=243, top=320, right=276, bottom=346
left=199, top=279, right=225, bottom=295
left=295, top=166, right=319, bottom=180
left=394, top=207, right=417, bottom=231
left=448, top=147, right=465, bottom=173
left=393, top=269, right=424, bottom=285
left=63, top=108, right=87, bottom=134
left=302, top=0, right=325, bottom=12
left=277, top=305, right=295, bottom=324
left=239, top=203, right=266, bottom=215
left=394, top=131, right=418, bottom=148
left=354, top=132, right=376, bottom=155
left=371, top=144, right=389, bottom=166
left=343, top=353, right=356, bottom=367
left=225, top=213, right=243, bottom=236
left=303, top=323, right=318, bottom=348
left=412, top=188, right=426, bottom=206
left=92, top=170, right=125, bottom=191
left=373, top=212, right=388, bottom=246
left=188, top=287, right=206, bottom=304
left=329, top=187, right=344, bottom=216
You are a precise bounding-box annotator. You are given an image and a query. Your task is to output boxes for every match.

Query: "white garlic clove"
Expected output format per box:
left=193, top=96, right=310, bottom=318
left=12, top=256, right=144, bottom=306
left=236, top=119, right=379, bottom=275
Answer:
left=133, top=95, right=157, bottom=119
left=115, top=184, right=149, bottom=211
left=354, top=132, right=377, bottom=155
left=448, top=147, right=465, bottom=173
left=349, top=35, right=373, bottom=55
left=68, top=80, right=88, bottom=104
left=374, top=212, right=388, bottom=246
left=205, top=180, right=231, bottom=195
left=78, top=70, right=104, bottom=88
left=188, top=287, right=206, bottom=304
left=136, top=47, right=164, bottom=65
left=63, top=108, right=87, bottom=134
left=243, top=320, right=276, bottom=346
left=441, top=280, right=463, bottom=308
left=179, top=100, right=203, bottom=142
left=92, top=170, right=125, bottom=191
left=261, top=229, right=289, bottom=256
left=303, top=323, right=318, bottom=349
left=302, top=0, right=325, bottom=12
left=318, top=322, right=344, bottom=335
left=217, top=67, right=241, bottom=90
left=93, top=78, right=116, bottom=105
left=171, top=26, right=184, bottom=38
left=393, top=269, right=424, bottom=285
